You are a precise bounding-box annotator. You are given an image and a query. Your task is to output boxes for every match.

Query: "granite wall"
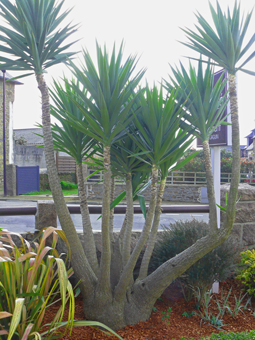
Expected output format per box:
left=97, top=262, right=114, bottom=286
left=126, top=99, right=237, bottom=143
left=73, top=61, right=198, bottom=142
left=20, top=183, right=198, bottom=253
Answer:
left=221, top=183, right=255, bottom=249
left=86, top=183, right=202, bottom=203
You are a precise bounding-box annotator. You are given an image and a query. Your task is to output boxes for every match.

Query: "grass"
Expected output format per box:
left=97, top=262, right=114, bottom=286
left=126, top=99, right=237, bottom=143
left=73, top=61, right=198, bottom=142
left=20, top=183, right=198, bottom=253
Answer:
left=23, top=188, right=78, bottom=196
left=177, top=330, right=255, bottom=339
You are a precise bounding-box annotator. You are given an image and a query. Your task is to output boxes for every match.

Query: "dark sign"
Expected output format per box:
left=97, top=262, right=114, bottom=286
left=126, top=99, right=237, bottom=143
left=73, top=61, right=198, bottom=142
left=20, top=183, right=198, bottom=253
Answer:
left=197, top=69, right=228, bottom=147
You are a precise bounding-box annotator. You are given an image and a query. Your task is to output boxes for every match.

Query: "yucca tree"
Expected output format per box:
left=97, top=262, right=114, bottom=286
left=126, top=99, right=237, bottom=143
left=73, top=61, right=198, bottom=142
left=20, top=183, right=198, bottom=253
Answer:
left=165, top=59, right=228, bottom=231
left=181, top=0, right=255, bottom=235
left=0, top=0, right=97, bottom=293
left=109, top=137, right=151, bottom=286
left=129, top=85, right=195, bottom=281
left=50, top=78, right=99, bottom=275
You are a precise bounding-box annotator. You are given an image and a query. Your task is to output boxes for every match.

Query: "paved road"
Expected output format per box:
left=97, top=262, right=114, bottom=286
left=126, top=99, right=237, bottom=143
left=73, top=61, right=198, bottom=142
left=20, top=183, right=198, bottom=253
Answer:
left=0, top=199, right=209, bottom=233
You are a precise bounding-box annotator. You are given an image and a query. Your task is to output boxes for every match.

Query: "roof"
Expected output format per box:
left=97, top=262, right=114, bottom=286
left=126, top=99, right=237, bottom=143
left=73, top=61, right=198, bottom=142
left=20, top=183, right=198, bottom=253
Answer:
left=246, top=143, right=254, bottom=151
left=245, top=129, right=255, bottom=139
left=0, top=70, right=23, bottom=85
left=13, top=128, right=44, bottom=146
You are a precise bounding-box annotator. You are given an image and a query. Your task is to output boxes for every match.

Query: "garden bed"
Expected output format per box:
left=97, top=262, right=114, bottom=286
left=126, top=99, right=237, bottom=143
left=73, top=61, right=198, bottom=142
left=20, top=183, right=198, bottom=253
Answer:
left=42, top=278, right=255, bottom=340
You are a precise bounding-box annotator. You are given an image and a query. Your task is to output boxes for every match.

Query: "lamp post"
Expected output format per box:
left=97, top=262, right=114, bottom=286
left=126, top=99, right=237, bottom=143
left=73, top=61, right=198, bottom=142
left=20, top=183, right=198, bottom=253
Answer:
left=2, top=70, right=7, bottom=196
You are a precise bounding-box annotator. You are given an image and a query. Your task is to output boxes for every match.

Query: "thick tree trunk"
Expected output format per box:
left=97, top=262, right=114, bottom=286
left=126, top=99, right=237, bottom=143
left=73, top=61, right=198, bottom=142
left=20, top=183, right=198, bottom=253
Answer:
left=36, top=73, right=96, bottom=297
left=76, top=162, right=99, bottom=276
left=223, top=73, right=240, bottom=230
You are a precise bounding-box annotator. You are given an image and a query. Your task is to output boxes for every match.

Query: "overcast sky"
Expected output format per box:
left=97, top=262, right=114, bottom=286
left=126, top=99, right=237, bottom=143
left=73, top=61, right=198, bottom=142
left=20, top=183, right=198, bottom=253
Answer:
left=9, top=0, right=255, bottom=144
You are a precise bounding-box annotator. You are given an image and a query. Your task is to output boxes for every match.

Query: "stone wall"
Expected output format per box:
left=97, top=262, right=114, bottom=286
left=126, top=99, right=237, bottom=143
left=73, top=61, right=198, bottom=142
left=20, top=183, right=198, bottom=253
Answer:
left=87, top=183, right=202, bottom=203
left=18, top=183, right=255, bottom=265
left=221, top=183, right=255, bottom=249
left=14, top=145, right=47, bottom=169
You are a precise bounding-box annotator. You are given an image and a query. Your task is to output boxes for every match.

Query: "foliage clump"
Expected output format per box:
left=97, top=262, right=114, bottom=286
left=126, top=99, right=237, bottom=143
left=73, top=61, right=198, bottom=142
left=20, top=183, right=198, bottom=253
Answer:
left=236, top=249, right=255, bottom=297
left=60, top=180, right=78, bottom=190
left=150, top=220, right=239, bottom=300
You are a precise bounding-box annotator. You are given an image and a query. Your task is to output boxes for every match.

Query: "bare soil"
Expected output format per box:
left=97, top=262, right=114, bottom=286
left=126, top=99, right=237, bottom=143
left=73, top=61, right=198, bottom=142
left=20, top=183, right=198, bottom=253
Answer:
left=42, top=279, right=255, bottom=339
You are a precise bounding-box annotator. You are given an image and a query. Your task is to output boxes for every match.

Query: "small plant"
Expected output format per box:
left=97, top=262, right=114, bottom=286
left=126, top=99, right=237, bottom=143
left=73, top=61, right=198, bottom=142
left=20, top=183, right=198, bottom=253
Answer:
left=161, top=307, right=172, bottom=323
left=14, top=135, right=27, bottom=145
left=196, top=289, right=224, bottom=330
left=182, top=311, right=196, bottom=318
left=209, top=315, right=224, bottom=327
left=236, top=249, right=255, bottom=297
left=215, top=287, right=232, bottom=318
left=225, top=292, right=249, bottom=317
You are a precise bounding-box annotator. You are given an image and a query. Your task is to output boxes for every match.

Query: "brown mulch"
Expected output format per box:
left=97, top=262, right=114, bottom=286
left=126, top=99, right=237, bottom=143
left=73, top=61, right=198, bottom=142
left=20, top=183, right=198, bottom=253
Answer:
left=42, top=279, right=255, bottom=340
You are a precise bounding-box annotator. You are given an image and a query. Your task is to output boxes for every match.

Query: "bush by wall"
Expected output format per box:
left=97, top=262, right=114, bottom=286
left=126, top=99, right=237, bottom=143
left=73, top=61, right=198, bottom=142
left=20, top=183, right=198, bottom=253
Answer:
left=150, top=219, right=240, bottom=302
left=40, top=173, right=76, bottom=191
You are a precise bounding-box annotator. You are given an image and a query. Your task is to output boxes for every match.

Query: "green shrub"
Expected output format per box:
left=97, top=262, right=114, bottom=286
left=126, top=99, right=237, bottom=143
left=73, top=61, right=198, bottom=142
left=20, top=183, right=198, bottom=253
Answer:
left=150, top=219, right=239, bottom=301
left=210, top=330, right=255, bottom=339
left=236, top=249, right=255, bottom=296
left=60, top=180, right=77, bottom=190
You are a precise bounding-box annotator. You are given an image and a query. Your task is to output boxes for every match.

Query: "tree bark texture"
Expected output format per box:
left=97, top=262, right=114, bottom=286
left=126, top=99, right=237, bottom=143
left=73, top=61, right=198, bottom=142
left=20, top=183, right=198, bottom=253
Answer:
left=97, top=145, right=112, bottom=298
left=35, top=73, right=97, bottom=297
left=114, top=164, right=158, bottom=302
left=202, top=140, right=218, bottom=231
left=122, top=173, right=134, bottom=267
left=138, top=177, right=166, bottom=280
left=76, top=162, right=99, bottom=276
left=223, top=73, right=240, bottom=232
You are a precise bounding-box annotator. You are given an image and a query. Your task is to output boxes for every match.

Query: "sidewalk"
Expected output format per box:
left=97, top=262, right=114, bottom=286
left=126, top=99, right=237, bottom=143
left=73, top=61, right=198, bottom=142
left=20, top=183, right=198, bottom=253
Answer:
left=0, top=193, right=206, bottom=207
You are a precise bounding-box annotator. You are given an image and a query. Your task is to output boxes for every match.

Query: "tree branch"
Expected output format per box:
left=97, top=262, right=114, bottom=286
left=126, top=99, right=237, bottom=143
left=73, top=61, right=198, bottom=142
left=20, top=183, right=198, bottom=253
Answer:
left=114, top=164, right=158, bottom=302
left=36, top=73, right=97, bottom=297
left=76, top=162, right=99, bottom=276
left=138, top=177, right=166, bottom=280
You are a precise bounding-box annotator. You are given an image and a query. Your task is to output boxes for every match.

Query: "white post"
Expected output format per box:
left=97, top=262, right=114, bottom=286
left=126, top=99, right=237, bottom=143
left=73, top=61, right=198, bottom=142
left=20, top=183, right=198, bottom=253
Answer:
left=211, top=146, right=221, bottom=229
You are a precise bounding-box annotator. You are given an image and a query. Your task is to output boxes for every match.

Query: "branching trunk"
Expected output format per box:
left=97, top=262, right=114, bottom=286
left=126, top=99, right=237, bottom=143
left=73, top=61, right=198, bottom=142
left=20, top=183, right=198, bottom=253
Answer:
left=109, top=176, right=115, bottom=243
left=138, top=177, right=166, bottom=280
left=114, top=164, right=158, bottom=302
left=122, top=172, right=134, bottom=267
left=97, top=145, right=112, bottom=297
left=35, top=73, right=97, bottom=297
left=76, top=162, right=99, bottom=276
left=202, top=140, right=218, bottom=231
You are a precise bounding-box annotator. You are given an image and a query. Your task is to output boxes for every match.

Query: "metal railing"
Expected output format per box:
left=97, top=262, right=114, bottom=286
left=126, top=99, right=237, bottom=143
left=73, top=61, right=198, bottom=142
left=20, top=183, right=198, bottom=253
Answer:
left=87, top=170, right=255, bottom=186
left=0, top=205, right=210, bottom=216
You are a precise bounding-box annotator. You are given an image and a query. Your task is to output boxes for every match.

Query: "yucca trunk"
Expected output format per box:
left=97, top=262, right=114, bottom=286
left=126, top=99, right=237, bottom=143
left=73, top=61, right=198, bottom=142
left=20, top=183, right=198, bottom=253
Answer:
left=97, top=145, right=112, bottom=297
left=76, top=162, right=99, bottom=276
left=223, top=73, right=240, bottom=231
left=138, top=177, right=166, bottom=280
left=114, top=164, right=158, bottom=302
left=202, top=140, right=218, bottom=231
left=36, top=73, right=96, bottom=295
left=122, top=172, right=134, bottom=267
